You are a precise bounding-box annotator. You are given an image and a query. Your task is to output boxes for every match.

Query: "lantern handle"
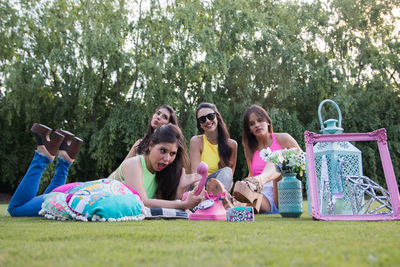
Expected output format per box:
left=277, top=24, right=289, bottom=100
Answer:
left=318, top=99, right=342, bottom=131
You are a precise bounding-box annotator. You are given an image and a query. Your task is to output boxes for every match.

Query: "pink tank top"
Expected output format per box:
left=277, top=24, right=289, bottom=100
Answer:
left=250, top=133, right=283, bottom=176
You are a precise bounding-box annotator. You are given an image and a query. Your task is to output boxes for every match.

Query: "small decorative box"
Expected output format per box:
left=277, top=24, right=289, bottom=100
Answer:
left=226, top=207, right=254, bottom=222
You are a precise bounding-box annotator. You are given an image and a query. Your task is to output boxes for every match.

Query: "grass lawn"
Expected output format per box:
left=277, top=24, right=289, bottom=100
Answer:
left=1, top=202, right=400, bottom=267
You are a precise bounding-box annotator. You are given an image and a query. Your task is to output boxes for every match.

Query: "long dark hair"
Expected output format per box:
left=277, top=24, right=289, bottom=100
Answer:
left=195, top=102, right=233, bottom=169
left=242, top=104, right=274, bottom=157
left=144, top=124, right=189, bottom=200
left=137, top=105, right=179, bottom=155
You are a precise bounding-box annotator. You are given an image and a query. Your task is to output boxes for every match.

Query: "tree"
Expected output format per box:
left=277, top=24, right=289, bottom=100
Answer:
left=1, top=0, right=399, bottom=193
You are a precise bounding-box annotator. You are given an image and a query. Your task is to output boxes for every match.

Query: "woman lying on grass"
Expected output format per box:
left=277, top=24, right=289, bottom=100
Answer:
left=109, top=104, right=201, bottom=199
left=109, top=123, right=203, bottom=208
left=8, top=123, right=203, bottom=217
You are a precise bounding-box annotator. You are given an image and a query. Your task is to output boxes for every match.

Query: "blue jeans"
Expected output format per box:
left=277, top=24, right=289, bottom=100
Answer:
left=7, top=151, right=71, bottom=217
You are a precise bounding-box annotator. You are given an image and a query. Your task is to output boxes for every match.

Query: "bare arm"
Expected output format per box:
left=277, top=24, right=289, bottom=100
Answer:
left=243, top=146, right=253, bottom=177
left=107, top=139, right=142, bottom=178
left=124, top=139, right=142, bottom=160
left=189, top=135, right=203, bottom=174
left=228, top=139, right=238, bottom=175
left=145, top=188, right=204, bottom=209
left=175, top=168, right=201, bottom=200
left=250, top=161, right=281, bottom=185
left=122, top=157, right=203, bottom=209
left=275, top=133, right=302, bottom=151
left=251, top=133, right=302, bottom=184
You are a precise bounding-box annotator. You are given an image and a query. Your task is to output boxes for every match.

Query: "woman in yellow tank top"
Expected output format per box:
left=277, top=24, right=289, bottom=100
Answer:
left=189, top=103, right=237, bottom=193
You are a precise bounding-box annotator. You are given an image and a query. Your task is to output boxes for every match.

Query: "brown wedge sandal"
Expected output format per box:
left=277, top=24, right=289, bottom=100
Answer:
left=31, top=123, right=65, bottom=156
left=232, top=181, right=263, bottom=213
left=231, top=196, right=254, bottom=209
left=205, top=178, right=234, bottom=209
left=55, top=129, right=83, bottom=159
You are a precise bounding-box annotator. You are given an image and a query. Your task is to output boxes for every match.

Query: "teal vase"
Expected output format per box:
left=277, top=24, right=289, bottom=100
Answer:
left=278, top=173, right=303, bottom=218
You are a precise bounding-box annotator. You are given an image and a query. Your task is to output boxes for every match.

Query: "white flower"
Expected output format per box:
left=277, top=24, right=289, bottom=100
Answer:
left=262, top=148, right=307, bottom=177
left=259, top=147, right=272, bottom=161
left=264, top=150, right=283, bottom=164
left=278, top=153, right=285, bottom=163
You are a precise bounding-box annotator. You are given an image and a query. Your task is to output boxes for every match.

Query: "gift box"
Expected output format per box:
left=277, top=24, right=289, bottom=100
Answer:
left=226, top=207, right=254, bottom=222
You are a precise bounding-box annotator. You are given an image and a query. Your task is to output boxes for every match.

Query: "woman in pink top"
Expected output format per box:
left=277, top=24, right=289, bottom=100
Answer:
left=232, top=105, right=301, bottom=213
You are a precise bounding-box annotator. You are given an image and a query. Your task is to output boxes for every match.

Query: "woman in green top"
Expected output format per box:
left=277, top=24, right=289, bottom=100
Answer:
left=111, top=123, right=203, bottom=209
left=108, top=105, right=179, bottom=179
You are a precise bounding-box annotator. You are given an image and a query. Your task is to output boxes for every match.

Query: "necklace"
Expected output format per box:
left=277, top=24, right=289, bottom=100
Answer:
left=205, top=134, right=218, bottom=141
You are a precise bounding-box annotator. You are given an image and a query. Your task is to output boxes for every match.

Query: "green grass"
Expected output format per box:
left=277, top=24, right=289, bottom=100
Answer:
left=1, top=203, right=400, bottom=267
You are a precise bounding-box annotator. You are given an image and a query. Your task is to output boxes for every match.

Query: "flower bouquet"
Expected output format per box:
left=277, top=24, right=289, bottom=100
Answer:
left=261, top=148, right=306, bottom=218
left=260, top=148, right=306, bottom=178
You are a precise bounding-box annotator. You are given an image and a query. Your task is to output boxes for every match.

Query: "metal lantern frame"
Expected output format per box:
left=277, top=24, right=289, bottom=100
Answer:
left=311, top=99, right=364, bottom=216
left=305, top=128, right=400, bottom=221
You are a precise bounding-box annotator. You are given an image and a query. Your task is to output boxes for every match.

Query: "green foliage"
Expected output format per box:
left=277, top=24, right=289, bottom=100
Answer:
left=0, top=0, right=399, bottom=193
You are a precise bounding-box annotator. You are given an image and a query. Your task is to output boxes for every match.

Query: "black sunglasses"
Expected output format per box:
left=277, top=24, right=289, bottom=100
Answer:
left=197, top=113, right=216, bottom=124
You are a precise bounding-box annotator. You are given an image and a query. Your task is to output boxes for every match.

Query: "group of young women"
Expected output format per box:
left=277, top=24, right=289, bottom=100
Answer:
left=7, top=103, right=301, bottom=217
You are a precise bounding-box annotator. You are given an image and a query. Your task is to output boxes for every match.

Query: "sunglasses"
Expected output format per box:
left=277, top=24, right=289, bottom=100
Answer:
left=197, top=113, right=216, bottom=124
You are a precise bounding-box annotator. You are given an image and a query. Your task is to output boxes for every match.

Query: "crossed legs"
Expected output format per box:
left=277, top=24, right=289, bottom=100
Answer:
left=7, top=124, right=81, bottom=217
left=7, top=151, right=72, bottom=216
left=233, top=161, right=282, bottom=213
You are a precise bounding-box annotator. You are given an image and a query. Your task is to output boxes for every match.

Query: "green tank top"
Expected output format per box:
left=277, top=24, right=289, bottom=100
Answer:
left=140, top=155, right=157, bottom=199
left=112, top=155, right=157, bottom=198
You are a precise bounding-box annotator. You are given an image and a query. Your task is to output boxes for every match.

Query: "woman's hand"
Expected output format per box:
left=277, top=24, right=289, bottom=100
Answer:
left=180, top=168, right=202, bottom=190
left=175, top=168, right=202, bottom=199
left=181, top=185, right=204, bottom=210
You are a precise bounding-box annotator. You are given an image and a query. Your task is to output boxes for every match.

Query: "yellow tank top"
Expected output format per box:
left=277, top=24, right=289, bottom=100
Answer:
left=200, top=135, right=219, bottom=175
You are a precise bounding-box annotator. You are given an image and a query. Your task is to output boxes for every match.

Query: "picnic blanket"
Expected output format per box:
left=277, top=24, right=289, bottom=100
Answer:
left=143, top=207, right=188, bottom=219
